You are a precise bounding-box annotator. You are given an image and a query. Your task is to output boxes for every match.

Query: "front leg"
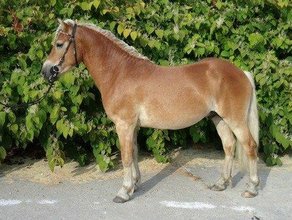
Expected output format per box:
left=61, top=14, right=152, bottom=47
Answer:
left=113, top=122, right=137, bottom=203
left=132, top=127, right=141, bottom=191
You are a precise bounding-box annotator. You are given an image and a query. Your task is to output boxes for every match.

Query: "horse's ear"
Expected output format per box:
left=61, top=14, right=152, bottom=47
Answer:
left=57, top=18, right=65, bottom=29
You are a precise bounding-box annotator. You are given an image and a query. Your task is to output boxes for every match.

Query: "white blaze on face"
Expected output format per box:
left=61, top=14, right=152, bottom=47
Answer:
left=42, top=60, right=55, bottom=69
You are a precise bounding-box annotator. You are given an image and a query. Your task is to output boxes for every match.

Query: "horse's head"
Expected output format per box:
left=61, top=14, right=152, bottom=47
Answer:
left=42, top=19, right=80, bottom=83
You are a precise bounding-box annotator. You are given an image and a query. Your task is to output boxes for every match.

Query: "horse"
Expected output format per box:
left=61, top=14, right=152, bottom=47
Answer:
left=42, top=19, right=259, bottom=203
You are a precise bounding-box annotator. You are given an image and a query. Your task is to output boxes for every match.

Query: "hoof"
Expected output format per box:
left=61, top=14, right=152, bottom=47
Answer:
left=241, top=190, right=258, bottom=198
left=113, top=196, right=128, bottom=203
left=210, top=184, right=226, bottom=191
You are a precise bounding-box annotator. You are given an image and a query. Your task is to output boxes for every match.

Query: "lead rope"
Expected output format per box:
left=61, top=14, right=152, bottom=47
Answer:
left=0, top=82, right=54, bottom=109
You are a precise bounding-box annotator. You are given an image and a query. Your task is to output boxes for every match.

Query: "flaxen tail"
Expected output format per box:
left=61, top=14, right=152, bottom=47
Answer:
left=236, top=71, right=259, bottom=171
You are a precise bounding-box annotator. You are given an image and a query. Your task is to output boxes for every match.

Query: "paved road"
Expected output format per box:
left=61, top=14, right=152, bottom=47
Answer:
left=1, top=158, right=292, bottom=220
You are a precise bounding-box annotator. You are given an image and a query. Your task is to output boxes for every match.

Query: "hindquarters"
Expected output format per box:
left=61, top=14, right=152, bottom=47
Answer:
left=212, top=65, right=258, bottom=161
left=212, top=62, right=259, bottom=165
left=210, top=65, right=259, bottom=197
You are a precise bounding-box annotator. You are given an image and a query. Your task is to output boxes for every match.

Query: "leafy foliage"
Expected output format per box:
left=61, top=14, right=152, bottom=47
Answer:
left=0, top=0, right=291, bottom=168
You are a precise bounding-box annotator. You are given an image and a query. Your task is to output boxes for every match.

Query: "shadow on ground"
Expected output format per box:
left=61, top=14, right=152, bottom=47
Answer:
left=134, top=146, right=272, bottom=199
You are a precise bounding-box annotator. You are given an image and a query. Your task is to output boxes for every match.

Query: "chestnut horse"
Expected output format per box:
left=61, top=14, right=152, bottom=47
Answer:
left=42, top=19, right=259, bottom=203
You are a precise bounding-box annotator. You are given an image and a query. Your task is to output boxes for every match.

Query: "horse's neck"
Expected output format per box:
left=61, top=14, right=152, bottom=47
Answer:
left=79, top=26, right=153, bottom=95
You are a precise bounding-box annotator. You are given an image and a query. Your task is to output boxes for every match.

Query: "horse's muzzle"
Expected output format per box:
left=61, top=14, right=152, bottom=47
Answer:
left=49, top=65, right=60, bottom=82
left=42, top=64, right=60, bottom=83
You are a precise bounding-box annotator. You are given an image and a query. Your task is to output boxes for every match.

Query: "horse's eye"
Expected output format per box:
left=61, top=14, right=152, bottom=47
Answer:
left=56, top=43, right=63, bottom=48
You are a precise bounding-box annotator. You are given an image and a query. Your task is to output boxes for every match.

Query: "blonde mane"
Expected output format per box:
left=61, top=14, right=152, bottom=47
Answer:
left=59, top=19, right=149, bottom=61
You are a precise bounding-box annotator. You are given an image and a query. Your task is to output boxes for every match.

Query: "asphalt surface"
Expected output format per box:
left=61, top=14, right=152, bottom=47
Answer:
left=1, top=158, right=292, bottom=220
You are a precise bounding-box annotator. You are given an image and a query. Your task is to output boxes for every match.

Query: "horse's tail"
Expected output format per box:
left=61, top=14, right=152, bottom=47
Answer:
left=236, top=71, right=259, bottom=171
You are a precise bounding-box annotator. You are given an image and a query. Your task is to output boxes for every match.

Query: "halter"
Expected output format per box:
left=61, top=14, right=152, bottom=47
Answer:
left=49, top=22, right=78, bottom=83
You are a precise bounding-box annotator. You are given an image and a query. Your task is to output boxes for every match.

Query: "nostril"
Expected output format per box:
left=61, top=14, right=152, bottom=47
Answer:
left=50, top=65, right=59, bottom=75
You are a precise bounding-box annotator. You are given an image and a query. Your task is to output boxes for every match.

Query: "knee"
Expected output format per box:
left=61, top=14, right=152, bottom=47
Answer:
left=223, top=137, right=236, bottom=156
left=224, top=145, right=235, bottom=156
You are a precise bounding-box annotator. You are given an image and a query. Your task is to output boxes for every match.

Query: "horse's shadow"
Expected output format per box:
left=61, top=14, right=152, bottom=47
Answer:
left=134, top=146, right=220, bottom=197
left=134, top=147, right=272, bottom=198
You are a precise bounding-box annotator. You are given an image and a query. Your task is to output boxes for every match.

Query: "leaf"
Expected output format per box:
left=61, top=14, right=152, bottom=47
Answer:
left=61, top=73, right=75, bottom=87
left=61, top=107, right=67, bottom=112
left=277, top=0, right=289, bottom=7
left=48, top=159, right=55, bottom=172
left=152, top=130, right=159, bottom=140
left=0, top=112, right=6, bottom=127
left=109, top=21, right=116, bottom=31
left=216, top=0, right=223, bottom=9
left=36, top=50, right=43, bottom=59
left=68, top=127, right=74, bottom=137
left=56, top=119, right=64, bottom=133
left=117, top=24, right=124, bottom=35
left=62, top=126, right=69, bottom=139
left=80, top=2, right=92, bottom=11
left=276, top=157, right=283, bottom=166
left=148, top=40, right=156, bottom=48
left=50, top=106, right=60, bottom=124
left=38, top=109, right=47, bottom=124
left=146, top=137, right=156, bottom=150
left=8, top=112, right=16, bottom=123
left=53, top=91, right=62, bottom=100
left=10, top=124, right=18, bottom=134
left=130, top=31, right=138, bottom=40
left=197, top=47, right=205, bottom=56
left=154, top=41, right=161, bottom=50
left=145, top=24, right=155, bottom=34
left=154, top=153, right=168, bottom=163
left=221, top=50, right=229, bottom=57
left=0, top=147, right=7, bottom=161
left=123, top=29, right=131, bottom=38
left=248, top=33, right=264, bottom=47
left=71, top=106, right=78, bottom=114
left=50, top=0, right=56, bottom=6
left=25, top=116, right=34, bottom=130
left=96, top=154, right=109, bottom=172
left=265, top=156, right=276, bottom=166
left=92, top=0, right=100, bottom=9
left=155, top=29, right=164, bottom=39
left=67, top=7, right=74, bottom=17
left=270, top=124, right=291, bottom=149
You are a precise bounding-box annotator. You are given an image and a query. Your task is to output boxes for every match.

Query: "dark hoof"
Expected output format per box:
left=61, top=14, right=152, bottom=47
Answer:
left=113, top=196, right=128, bottom=203
left=241, top=190, right=258, bottom=198
left=210, top=184, right=226, bottom=191
left=134, top=184, right=140, bottom=192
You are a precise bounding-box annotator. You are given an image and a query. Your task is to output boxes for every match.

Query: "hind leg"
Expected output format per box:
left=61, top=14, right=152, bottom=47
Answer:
left=210, top=116, right=236, bottom=191
left=228, top=123, right=259, bottom=198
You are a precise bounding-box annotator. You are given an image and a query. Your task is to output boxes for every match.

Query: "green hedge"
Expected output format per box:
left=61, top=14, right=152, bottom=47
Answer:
left=0, top=0, right=291, bottom=170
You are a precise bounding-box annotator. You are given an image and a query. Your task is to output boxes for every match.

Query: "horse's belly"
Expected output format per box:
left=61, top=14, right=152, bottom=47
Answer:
left=138, top=104, right=209, bottom=130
